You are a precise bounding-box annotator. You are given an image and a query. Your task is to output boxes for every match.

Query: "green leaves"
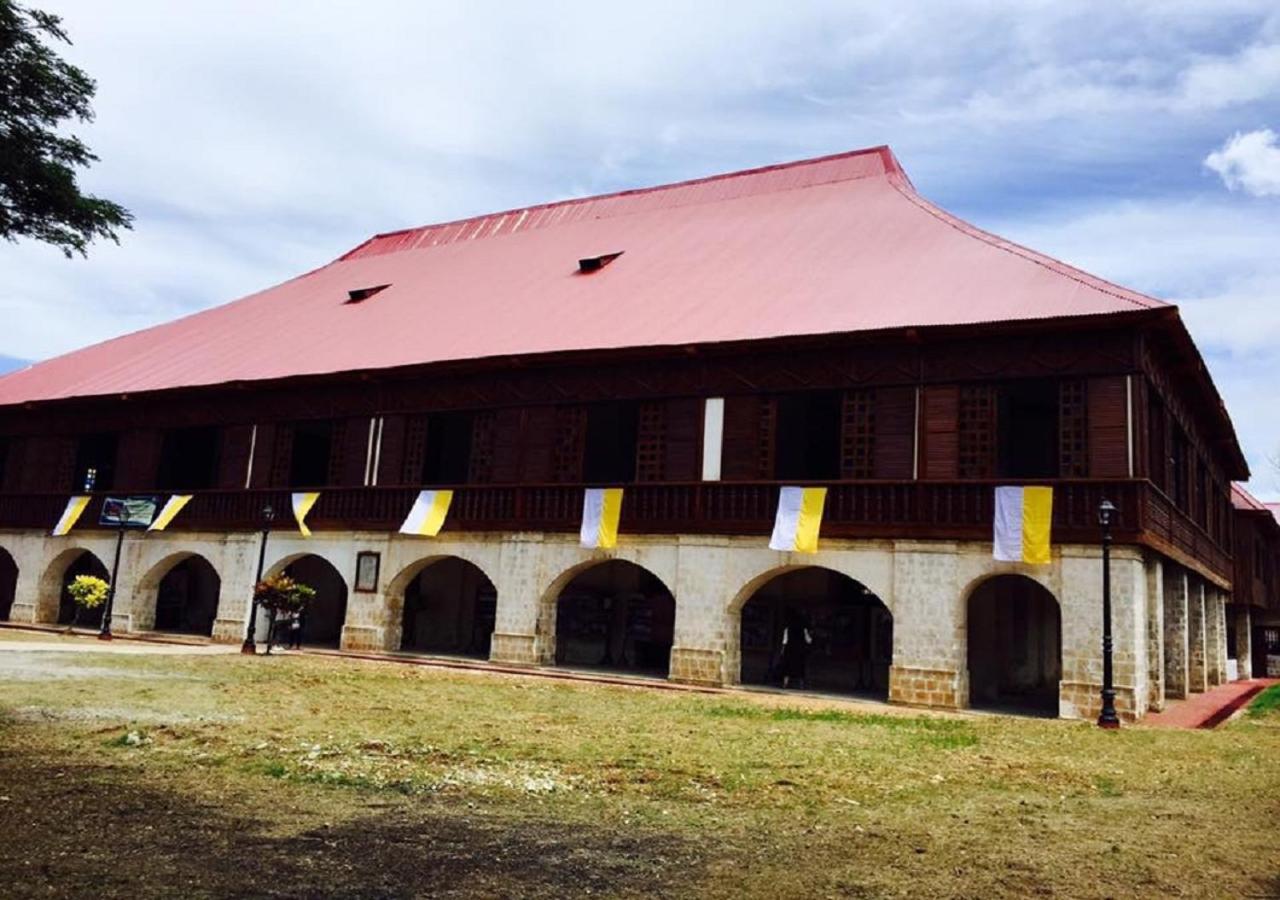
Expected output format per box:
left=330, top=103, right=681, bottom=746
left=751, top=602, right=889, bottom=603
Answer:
left=0, top=1, right=131, bottom=256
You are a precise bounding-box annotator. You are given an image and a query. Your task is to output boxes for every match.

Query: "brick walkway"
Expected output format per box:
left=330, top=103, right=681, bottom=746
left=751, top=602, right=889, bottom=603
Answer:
left=1143, top=678, right=1278, bottom=729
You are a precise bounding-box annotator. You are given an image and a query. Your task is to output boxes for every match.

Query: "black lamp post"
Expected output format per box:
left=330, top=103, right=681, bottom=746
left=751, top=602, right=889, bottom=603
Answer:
left=98, top=519, right=126, bottom=641
left=241, top=503, right=276, bottom=655
left=1097, top=498, right=1120, bottom=729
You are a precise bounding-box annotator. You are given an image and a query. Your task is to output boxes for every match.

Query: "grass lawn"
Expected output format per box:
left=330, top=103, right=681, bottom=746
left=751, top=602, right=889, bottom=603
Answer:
left=0, top=632, right=1277, bottom=899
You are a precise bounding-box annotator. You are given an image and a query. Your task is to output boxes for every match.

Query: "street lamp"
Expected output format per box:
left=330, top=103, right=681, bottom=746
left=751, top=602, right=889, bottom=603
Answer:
left=1097, top=499, right=1120, bottom=729
left=241, top=503, right=276, bottom=654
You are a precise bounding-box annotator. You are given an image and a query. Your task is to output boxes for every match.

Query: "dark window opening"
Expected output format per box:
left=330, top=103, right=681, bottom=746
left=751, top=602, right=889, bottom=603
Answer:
left=289, top=421, right=334, bottom=488
left=0, top=437, right=8, bottom=491
left=583, top=401, right=638, bottom=484
left=157, top=426, right=220, bottom=490
left=422, top=411, right=474, bottom=485
left=774, top=391, right=841, bottom=481
left=997, top=380, right=1059, bottom=478
left=73, top=433, right=119, bottom=491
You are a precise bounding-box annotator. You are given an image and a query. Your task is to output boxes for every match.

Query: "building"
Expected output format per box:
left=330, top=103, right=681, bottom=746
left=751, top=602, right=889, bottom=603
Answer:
left=0, top=146, right=1258, bottom=720
left=1231, top=485, right=1280, bottom=678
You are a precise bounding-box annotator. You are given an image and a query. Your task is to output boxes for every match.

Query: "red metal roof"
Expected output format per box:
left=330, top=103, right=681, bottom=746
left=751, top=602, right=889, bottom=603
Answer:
left=0, top=145, right=1169, bottom=405
left=1231, top=483, right=1277, bottom=514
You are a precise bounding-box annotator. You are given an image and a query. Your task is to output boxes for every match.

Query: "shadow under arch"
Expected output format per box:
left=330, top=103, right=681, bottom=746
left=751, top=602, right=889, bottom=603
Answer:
left=388, top=555, right=497, bottom=658
left=965, top=573, right=1061, bottom=717
left=136, top=551, right=222, bottom=636
left=0, top=546, right=16, bottom=621
left=734, top=565, right=892, bottom=699
left=38, top=548, right=110, bottom=628
left=266, top=553, right=349, bottom=647
left=541, top=559, right=675, bottom=676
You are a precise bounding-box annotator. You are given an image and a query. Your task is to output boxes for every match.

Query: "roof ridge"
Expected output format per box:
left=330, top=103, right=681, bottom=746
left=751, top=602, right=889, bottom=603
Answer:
left=339, top=146, right=900, bottom=261
left=884, top=174, right=1167, bottom=312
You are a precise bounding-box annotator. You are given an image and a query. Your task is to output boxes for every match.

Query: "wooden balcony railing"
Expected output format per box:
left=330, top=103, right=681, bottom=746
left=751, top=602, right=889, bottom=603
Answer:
left=0, top=478, right=1230, bottom=584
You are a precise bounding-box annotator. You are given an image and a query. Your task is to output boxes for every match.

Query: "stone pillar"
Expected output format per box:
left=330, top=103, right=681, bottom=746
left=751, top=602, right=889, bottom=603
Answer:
left=489, top=535, right=545, bottom=666
left=1163, top=566, right=1189, bottom=699
left=1145, top=556, right=1166, bottom=711
left=1205, top=591, right=1227, bottom=686
left=212, top=535, right=262, bottom=643
left=669, top=537, right=733, bottom=686
left=888, top=542, right=967, bottom=710
left=1234, top=606, right=1254, bottom=680
left=1187, top=579, right=1208, bottom=693
left=7, top=565, right=41, bottom=624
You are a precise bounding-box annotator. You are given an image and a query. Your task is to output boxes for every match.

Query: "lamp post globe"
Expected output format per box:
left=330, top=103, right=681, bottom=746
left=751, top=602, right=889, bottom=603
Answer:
left=241, top=503, right=276, bottom=655
left=1097, top=498, right=1120, bottom=729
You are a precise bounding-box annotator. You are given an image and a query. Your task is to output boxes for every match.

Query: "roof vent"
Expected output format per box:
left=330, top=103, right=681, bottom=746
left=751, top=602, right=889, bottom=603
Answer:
left=346, top=284, right=390, bottom=304
left=578, top=251, right=623, bottom=274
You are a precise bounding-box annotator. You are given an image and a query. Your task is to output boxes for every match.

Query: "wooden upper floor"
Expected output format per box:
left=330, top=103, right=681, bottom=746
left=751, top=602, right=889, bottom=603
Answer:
left=0, top=315, right=1245, bottom=586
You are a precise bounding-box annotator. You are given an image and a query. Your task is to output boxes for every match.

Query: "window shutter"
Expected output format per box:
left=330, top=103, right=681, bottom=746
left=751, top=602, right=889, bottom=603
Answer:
left=552, top=405, right=587, bottom=483
left=1087, top=376, right=1128, bottom=477
left=489, top=408, right=525, bottom=484
left=872, top=387, right=915, bottom=479
left=519, top=406, right=557, bottom=483
left=1058, top=380, right=1089, bottom=477
left=375, top=415, right=406, bottom=486
left=216, top=425, right=255, bottom=488
left=115, top=430, right=161, bottom=490
left=401, top=415, right=429, bottom=485
left=920, top=386, right=959, bottom=479
left=635, top=401, right=666, bottom=482
left=468, top=412, right=497, bottom=483
left=957, top=385, right=996, bottom=478
left=840, top=389, right=875, bottom=480
left=663, top=398, right=703, bottom=482
left=329, top=418, right=368, bottom=487
left=721, top=395, right=774, bottom=480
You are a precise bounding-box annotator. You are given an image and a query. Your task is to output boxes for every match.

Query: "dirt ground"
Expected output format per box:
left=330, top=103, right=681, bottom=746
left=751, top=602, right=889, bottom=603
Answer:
left=1, top=631, right=1278, bottom=899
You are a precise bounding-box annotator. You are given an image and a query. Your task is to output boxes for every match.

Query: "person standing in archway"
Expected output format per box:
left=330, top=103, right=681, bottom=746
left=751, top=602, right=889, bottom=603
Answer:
left=780, top=610, right=813, bottom=690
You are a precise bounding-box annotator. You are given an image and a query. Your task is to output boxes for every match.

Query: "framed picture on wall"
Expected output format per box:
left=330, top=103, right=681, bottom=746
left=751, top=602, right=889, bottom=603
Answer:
left=354, top=551, right=380, bottom=593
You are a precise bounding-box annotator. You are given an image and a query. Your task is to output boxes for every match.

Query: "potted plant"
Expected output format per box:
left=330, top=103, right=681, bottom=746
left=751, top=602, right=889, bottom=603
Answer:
left=65, top=574, right=109, bottom=631
left=252, top=575, right=316, bottom=654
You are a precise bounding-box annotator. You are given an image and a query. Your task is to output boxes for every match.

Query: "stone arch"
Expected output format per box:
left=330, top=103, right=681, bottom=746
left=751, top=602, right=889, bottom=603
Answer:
left=267, top=553, right=349, bottom=647
left=540, top=559, right=676, bottom=676
left=732, top=565, right=893, bottom=698
left=0, top=546, right=16, bottom=622
left=38, top=548, right=110, bottom=627
left=135, top=552, right=222, bottom=636
left=965, top=573, right=1062, bottom=717
left=388, top=555, right=498, bottom=658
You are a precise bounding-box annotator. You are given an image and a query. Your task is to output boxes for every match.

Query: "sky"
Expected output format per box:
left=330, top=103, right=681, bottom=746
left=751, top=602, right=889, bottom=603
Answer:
left=3, top=1, right=1279, bottom=495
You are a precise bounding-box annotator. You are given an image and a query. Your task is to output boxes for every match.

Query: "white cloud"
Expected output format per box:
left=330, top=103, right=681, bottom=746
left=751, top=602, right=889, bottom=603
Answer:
left=1204, top=128, right=1280, bottom=195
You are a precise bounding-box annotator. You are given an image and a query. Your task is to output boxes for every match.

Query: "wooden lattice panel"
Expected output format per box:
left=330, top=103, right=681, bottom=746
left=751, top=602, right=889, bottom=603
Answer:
left=635, top=401, right=666, bottom=482
left=326, top=419, right=349, bottom=486
left=468, top=411, right=497, bottom=483
left=840, top=389, right=876, bottom=479
left=957, top=385, right=996, bottom=478
left=269, top=423, right=294, bottom=487
left=756, top=397, right=777, bottom=478
left=400, top=416, right=429, bottom=485
left=1058, top=379, right=1088, bottom=477
left=552, top=405, right=587, bottom=482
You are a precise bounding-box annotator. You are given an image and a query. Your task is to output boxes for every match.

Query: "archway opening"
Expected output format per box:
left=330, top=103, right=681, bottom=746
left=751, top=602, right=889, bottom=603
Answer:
left=56, top=551, right=110, bottom=627
left=283, top=556, right=348, bottom=647
left=552, top=561, right=674, bottom=676
left=967, top=575, right=1061, bottom=717
left=739, top=567, right=892, bottom=698
left=0, top=548, right=16, bottom=621
left=399, top=557, right=496, bottom=658
left=154, top=556, right=221, bottom=636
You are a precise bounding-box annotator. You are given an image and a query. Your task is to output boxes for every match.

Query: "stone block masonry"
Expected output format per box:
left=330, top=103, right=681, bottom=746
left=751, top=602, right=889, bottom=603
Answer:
left=0, top=528, right=1190, bottom=723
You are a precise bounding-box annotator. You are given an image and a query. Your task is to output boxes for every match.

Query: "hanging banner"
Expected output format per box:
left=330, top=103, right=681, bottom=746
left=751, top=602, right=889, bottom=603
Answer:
left=580, top=488, right=623, bottom=549
left=100, top=495, right=160, bottom=529
left=769, top=486, right=827, bottom=553
left=291, top=491, right=321, bottom=537
left=147, top=495, right=193, bottom=532
left=398, top=489, right=453, bottom=537
left=51, top=496, right=92, bottom=537
left=993, top=486, right=1053, bottom=564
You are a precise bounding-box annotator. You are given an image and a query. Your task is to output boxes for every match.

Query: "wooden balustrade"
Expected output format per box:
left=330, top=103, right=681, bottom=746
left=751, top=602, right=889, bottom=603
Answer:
left=0, top=479, right=1228, bottom=582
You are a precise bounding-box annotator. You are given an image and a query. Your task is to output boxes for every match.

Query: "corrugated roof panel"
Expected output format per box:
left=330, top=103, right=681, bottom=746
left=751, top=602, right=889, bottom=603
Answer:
left=0, top=145, right=1170, bottom=406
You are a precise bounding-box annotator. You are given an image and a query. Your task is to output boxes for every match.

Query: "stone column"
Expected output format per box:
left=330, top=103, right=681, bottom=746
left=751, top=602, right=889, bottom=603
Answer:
left=887, top=542, right=967, bottom=710
left=1162, top=566, right=1189, bottom=699
left=1234, top=606, right=1253, bottom=679
left=669, top=537, right=733, bottom=686
left=1205, top=591, right=1228, bottom=686
left=1145, top=556, right=1166, bottom=711
left=1187, top=579, right=1208, bottom=693
left=489, top=535, right=546, bottom=666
